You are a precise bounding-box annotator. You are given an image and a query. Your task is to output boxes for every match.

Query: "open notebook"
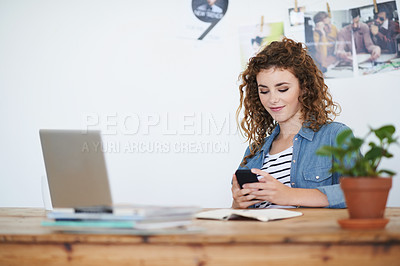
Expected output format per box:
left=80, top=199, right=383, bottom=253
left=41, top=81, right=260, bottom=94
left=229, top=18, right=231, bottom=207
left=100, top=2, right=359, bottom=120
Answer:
left=195, top=208, right=302, bottom=222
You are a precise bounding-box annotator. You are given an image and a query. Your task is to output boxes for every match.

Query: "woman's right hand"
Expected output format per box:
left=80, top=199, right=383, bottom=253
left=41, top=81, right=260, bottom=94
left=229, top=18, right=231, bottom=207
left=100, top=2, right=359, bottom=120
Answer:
left=231, top=174, right=262, bottom=209
left=315, top=22, right=326, bottom=35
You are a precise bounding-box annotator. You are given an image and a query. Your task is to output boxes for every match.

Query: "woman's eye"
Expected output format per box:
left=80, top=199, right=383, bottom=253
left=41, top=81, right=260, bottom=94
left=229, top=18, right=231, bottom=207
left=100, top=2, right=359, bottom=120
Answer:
left=259, top=91, right=269, bottom=94
left=279, top=88, right=289, bottom=92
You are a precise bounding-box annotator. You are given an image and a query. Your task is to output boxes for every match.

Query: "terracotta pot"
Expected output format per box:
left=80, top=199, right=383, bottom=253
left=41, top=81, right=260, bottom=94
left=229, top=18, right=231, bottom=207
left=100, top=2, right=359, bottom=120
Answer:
left=340, top=177, right=392, bottom=219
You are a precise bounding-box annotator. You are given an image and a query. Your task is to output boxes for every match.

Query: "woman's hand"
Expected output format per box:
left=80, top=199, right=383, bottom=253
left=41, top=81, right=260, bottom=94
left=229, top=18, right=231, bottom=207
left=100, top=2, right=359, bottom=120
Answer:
left=231, top=174, right=262, bottom=209
left=242, top=169, right=293, bottom=206
left=315, top=22, right=326, bottom=35
left=242, top=168, right=329, bottom=207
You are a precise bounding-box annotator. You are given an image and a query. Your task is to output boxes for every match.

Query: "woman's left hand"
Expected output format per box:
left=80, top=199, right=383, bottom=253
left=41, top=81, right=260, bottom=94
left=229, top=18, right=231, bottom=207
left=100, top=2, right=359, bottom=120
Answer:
left=242, top=168, right=293, bottom=206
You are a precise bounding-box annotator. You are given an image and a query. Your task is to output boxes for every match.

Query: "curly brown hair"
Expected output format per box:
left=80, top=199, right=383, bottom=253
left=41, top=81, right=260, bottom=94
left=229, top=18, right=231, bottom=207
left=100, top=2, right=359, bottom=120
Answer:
left=237, top=37, right=340, bottom=165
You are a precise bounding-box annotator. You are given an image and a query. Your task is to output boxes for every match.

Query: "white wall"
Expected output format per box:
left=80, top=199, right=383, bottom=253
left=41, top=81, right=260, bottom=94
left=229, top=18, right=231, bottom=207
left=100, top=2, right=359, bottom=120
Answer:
left=1, top=0, right=399, bottom=208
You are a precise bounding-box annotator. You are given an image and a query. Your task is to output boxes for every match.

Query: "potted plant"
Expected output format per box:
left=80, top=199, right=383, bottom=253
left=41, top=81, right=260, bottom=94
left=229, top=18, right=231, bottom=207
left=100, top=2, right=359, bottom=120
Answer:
left=317, top=124, right=398, bottom=229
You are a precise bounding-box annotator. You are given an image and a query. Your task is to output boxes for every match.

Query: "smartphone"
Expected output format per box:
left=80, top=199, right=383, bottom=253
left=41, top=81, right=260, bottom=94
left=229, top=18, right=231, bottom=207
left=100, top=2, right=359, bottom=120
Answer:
left=235, top=169, right=259, bottom=189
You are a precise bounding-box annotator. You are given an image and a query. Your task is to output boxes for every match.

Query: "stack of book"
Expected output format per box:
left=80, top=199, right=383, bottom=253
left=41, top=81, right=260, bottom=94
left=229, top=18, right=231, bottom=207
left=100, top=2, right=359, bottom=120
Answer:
left=41, top=205, right=202, bottom=234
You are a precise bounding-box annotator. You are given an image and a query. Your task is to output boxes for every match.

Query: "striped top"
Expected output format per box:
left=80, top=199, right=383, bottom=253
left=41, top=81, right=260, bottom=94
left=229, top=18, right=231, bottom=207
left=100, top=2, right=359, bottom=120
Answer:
left=254, top=146, right=293, bottom=208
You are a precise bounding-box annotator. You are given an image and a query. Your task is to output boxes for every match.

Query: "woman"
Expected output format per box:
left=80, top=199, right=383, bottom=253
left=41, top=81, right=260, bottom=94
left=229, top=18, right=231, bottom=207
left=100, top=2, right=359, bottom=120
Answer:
left=232, top=38, right=351, bottom=209
left=312, top=11, right=338, bottom=70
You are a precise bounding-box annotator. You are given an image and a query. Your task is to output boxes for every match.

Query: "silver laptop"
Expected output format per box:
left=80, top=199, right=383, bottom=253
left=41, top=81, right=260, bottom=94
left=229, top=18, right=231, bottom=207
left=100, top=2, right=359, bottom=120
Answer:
left=39, top=129, right=113, bottom=209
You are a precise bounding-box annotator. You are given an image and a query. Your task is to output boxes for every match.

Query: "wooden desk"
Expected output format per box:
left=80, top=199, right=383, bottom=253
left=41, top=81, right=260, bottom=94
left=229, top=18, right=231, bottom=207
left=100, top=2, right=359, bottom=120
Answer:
left=1, top=208, right=400, bottom=265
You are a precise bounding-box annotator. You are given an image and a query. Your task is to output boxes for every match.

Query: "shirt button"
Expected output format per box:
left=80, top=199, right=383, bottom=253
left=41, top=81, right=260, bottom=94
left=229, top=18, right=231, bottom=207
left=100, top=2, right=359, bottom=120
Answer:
left=294, top=138, right=298, bottom=141
left=316, top=176, right=320, bottom=180
left=292, top=182, right=295, bottom=186
left=293, top=160, right=296, bottom=163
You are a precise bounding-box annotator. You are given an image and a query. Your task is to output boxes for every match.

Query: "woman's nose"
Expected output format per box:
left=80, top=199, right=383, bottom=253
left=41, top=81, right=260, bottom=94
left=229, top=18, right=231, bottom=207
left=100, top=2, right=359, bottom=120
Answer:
left=269, top=91, right=279, bottom=103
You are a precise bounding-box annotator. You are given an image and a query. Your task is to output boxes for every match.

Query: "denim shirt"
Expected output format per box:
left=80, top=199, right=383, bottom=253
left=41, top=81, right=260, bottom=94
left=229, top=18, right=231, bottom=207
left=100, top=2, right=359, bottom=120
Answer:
left=238, top=122, right=351, bottom=208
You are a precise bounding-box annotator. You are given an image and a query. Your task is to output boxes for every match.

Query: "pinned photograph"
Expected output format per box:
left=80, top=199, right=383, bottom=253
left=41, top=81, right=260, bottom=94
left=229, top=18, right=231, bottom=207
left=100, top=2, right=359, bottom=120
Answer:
left=304, top=1, right=399, bottom=78
left=238, top=22, right=284, bottom=69
left=289, top=6, right=306, bottom=27
left=304, top=10, right=353, bottom=78
left=351, top=1, right=400, bottom=75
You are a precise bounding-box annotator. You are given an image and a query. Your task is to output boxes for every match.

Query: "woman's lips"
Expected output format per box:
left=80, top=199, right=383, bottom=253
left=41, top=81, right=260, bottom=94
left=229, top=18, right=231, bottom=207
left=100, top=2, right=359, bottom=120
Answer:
left=270, top=106, right=284, bottom=112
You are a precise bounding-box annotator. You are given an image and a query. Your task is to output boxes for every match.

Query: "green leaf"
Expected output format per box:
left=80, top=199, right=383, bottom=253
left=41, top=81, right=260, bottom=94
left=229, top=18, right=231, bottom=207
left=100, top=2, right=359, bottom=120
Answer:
left=364, top=160, right=377, bottom=176
left=364, top=147, right=384, bottom=161
left=385, top=152, right=393, bottom=158
left=387, top=136, right=399, bottom=144
left=336, top=129, right=352, bottom=146
left=316, top=146, right=333, bottom=156
left=374, top=125, right=395, bottom=141
left=355, top=159, right=369, bottom=176
left=378, top=169, right=396, bottom=176
left=331, top=162, right=344, bottom=175
left=316, top=124, right=398, bottom=177
left=316, top=146, right=344, bottom=158
left=368, top=141, right=377, bottom=148
left=349, top=137, right=364, bottom=150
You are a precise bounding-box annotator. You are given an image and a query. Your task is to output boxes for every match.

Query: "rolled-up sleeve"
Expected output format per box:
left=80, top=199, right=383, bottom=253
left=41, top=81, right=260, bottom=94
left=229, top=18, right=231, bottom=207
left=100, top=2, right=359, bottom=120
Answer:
left=317, top=184, right=346, bottom=208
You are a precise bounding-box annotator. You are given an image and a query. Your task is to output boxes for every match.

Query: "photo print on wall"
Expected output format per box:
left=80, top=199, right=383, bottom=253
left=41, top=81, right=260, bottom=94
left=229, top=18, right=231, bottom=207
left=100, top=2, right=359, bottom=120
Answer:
left=238, top=21, right=284, bottom=69
left=303, top=1, right=399, bottom=78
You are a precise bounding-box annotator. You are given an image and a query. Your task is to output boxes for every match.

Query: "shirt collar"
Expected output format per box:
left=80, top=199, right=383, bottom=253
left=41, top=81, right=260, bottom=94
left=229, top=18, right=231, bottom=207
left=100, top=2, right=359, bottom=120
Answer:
left=298, top=126, right=315, bottom=141
left=260, top=123, right=315, bottom=152
left=382, top=19, right=389, bottom=30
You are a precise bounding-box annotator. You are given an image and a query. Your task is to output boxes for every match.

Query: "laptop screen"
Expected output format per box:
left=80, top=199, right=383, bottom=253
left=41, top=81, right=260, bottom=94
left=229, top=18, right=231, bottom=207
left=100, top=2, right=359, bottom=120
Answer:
left=39, top=129, right=113, bottom=208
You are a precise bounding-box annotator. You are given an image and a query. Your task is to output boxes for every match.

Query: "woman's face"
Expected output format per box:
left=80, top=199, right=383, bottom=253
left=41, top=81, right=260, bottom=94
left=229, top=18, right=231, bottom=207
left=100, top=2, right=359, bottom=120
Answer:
left=322, top=16, right=331, bottom=25
left=256, top=68, right=302, bottom=125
